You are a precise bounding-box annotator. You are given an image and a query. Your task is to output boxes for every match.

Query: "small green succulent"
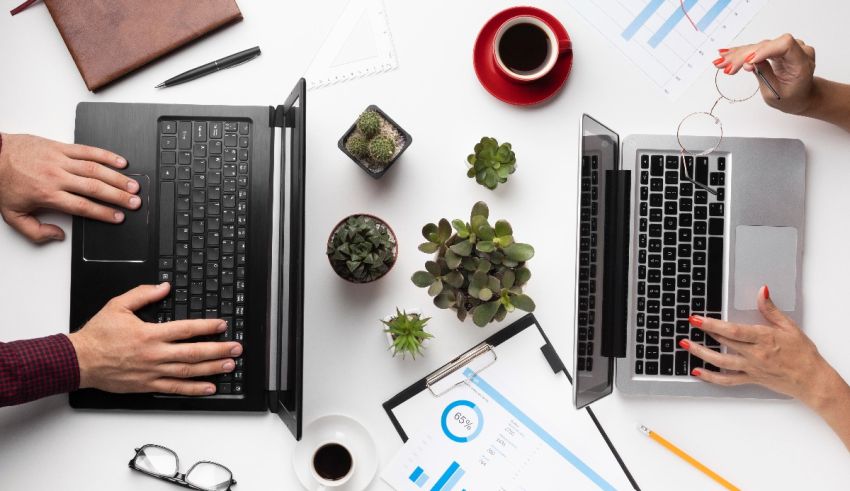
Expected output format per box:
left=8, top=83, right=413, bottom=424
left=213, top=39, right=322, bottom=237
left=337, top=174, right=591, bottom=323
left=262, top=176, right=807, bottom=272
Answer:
left=345, top=134, right=369, bottom=159
left=327, top=215, right=397, bottom=283
left=356, top=110, right=381, bottom=138
left=383, top=309, right=433, bottom=359
left=368, top=135, right=396, bottom=164
left=412, top=202, right=535, bottom=327
left=467, top=137, right=517, bottom=190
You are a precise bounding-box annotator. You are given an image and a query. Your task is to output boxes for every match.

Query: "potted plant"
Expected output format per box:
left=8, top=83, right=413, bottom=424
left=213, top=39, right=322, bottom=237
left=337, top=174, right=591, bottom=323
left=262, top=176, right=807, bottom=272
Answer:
left=467, top=137, right=517, bottom=190
left=338, top=105, right=413, bottom=179
left=411, top=202, right=535, bottom=327
left=327, top=214, right=398, bottom=283
left=382, top=308, right=433, bottom=359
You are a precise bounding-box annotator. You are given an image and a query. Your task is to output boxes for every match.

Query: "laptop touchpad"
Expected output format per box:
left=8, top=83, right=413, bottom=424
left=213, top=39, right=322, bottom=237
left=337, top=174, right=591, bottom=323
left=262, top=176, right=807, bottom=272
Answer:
left=83, top=174, right=150, bottom=262
left=734, top=225, right=797, bottom=311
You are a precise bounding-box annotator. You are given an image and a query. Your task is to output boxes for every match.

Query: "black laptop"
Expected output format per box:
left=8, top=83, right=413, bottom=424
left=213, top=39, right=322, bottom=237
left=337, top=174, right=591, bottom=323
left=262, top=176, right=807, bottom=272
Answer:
left=69, top=79, right=306, bottom=440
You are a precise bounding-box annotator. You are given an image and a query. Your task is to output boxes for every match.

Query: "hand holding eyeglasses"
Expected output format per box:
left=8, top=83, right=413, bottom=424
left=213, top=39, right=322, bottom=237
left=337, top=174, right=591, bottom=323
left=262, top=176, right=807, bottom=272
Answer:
left=713, top=33, right=817, bottom=116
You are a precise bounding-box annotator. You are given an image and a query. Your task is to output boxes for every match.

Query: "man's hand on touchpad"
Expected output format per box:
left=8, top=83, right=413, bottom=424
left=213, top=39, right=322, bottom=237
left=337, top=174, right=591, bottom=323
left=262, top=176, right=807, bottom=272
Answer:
left=0, top=134, right=139, bottom=243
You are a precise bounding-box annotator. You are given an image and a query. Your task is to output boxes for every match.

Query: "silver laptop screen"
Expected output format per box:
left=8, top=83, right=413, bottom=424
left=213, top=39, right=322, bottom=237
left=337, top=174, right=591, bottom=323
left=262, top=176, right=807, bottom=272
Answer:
left=574, top=115, right=618, bottom=409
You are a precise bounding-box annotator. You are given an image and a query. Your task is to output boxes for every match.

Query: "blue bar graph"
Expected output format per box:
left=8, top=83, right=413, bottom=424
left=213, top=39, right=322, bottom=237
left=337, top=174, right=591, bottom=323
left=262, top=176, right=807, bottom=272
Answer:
left=410, top=466, right=429, bottom=487
left=649, top=0, right=698, bottom=48
left=697, top=0, right=731, bottom=31
left=430, top=461, right=463, bottom=491
left=463, top=369, right=616, bottom=491
left=622, top=0, right=664, bottom=40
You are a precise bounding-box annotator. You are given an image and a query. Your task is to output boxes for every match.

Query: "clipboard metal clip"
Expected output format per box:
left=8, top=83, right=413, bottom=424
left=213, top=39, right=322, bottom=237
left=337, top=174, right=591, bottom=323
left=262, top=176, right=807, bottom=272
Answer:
left=425, top=343, right=498, bottom=397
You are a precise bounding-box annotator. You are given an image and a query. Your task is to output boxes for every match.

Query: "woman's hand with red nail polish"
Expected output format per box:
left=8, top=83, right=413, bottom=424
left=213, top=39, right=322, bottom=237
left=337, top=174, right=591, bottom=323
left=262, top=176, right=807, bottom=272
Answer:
left=686, top=287, right=831, bottom=404
left=720, top=34, right=817, bottom=114
left=683, top=287, right=845, bottom=408
left=683, top=287, right=850, bottom=451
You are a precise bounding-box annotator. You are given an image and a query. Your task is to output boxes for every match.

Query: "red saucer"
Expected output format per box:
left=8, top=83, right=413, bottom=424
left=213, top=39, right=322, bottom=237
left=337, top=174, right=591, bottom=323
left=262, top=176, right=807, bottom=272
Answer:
left=473, top=6, right=573, bottom=106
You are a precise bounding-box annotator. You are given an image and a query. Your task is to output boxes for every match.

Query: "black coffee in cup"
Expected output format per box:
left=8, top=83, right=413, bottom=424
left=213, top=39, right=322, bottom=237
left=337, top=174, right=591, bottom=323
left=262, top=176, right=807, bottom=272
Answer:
left=498, top=22, right=550, bottom=73
left=312, top=443, right=353, bottom=481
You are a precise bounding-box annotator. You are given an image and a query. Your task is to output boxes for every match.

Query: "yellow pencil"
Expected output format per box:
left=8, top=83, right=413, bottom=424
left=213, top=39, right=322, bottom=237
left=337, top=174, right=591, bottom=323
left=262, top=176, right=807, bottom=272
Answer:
left=638, top=424, right=740, bottom=491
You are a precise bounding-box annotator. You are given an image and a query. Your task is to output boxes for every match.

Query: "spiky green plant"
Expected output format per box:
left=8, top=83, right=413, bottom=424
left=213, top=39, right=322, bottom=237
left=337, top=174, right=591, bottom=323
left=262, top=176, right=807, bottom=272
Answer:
left=345, top=134, right=369, bottom=159
left=327, top=215, right=397, bottom=283
left=368, top=135, right=396, bottom=164
left=411, top=202, right=535, bottom=327
left=356, top=110, right=381, bottom=138
left=467, top=137, right=517, bottom=190
left=383, top=309, right=433, bottom=359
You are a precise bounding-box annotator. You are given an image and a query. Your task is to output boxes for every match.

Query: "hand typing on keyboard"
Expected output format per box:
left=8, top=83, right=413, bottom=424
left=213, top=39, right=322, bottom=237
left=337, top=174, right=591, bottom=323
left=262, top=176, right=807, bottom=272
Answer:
left=0, top=133, right=140, bottom=243
left=67, top=282, right=241, bottom=396
left=682, top=285, right=850, bottom=450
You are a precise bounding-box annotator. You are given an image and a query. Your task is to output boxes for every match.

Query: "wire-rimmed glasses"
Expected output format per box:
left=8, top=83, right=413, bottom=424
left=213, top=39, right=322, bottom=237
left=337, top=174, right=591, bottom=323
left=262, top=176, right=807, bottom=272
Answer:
left=129, top=444, right=236, bottom=491
left=676, top=67, right=780, bottom=194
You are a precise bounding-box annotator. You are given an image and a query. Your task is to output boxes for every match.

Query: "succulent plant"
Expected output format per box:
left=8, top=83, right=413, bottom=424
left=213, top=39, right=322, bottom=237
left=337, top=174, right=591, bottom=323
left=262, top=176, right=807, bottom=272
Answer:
left=327, top=215, right=397, bottom=283
left=383, top=309, right=433, bottom=359
left=368, top=135, right=396, bottom=164
left=345, top=134, right=369, bottom=159
left=467, top=137, right=517, bottom=190
left=411, top=202, right=535, bottom=327
left=356, top=110, right=381, bottom=138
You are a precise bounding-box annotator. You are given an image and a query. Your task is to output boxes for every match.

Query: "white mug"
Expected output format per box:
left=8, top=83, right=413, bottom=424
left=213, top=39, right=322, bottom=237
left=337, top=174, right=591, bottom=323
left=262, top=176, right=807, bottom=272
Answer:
left=310, top=442, right=356, bottom=488
left=493, top=15, right=571, bottom=83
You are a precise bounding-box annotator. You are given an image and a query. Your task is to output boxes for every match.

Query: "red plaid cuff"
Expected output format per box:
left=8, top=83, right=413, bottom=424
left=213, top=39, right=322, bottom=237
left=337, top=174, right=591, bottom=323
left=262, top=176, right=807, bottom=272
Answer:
left=0, top=334, right=81, bottom=407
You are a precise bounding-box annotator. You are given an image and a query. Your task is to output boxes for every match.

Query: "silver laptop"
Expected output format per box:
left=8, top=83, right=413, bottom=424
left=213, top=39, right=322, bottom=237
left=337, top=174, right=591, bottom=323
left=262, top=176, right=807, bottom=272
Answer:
left=572, top=114, right=806, bottom=408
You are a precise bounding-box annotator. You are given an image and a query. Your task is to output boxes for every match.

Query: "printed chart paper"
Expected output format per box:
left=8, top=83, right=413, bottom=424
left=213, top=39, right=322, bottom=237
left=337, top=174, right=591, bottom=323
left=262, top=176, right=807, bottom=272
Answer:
left=565, top=0, right=768, bottom=99
left=382, top=370, right=618, bottom=491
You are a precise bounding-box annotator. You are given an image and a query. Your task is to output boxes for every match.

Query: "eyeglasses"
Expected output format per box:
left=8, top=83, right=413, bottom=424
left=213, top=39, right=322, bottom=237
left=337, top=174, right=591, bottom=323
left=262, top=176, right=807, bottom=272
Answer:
left=676, top=67, right=781, bottom=194
left=129, top=444, right=237, bottom=491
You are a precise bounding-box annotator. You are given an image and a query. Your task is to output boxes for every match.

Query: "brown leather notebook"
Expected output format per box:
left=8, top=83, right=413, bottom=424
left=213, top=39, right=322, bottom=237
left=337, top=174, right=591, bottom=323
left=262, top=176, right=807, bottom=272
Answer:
left=43, top=0, right=243, bottom=91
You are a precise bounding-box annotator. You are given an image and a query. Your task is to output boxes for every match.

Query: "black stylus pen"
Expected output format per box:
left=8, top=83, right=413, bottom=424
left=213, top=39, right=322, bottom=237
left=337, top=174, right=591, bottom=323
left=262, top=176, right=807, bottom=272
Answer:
left=155, top=46, right=261, bottom=88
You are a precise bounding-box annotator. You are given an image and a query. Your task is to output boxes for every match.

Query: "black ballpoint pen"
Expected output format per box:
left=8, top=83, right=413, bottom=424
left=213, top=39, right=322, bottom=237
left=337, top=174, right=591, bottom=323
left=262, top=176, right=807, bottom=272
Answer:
left=155, top=46, right=261, bottom=88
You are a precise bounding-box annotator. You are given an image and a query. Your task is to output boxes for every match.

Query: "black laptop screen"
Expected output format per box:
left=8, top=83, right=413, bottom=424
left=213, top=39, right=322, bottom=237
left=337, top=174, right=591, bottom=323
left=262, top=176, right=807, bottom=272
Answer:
left=574, top=115, right=618, bottom=409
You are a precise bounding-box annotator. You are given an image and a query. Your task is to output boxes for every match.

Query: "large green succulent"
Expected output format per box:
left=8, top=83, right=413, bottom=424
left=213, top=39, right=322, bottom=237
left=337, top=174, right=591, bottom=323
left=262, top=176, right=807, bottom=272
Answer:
left=383, top=309, right=433, bottom=359
left=467, top=137, right=517, bottom=190
left=327, top=215, right=397, bottom=283
left=411, top=202, right=535, bottom=327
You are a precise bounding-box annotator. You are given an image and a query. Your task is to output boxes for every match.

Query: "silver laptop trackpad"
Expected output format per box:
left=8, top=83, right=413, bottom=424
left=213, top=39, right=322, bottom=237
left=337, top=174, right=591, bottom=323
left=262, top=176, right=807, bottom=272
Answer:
left=734, top=226, right=798, bottom=311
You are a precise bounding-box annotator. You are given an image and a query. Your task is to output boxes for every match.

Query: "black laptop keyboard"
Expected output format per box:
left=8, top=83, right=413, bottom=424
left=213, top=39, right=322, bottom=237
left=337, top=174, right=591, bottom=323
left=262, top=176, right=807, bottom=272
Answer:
left=577, top=156, right=598, bottom=373
left=634, top=154, right=725, bottom=377
left=156, top=120, right=250, bottom=395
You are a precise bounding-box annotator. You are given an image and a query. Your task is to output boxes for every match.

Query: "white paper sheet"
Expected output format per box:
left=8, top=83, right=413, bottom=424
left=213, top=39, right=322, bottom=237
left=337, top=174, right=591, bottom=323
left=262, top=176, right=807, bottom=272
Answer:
left=564, top=0, right=768, bottom=100
left=383, top=326, right=634, bottom=490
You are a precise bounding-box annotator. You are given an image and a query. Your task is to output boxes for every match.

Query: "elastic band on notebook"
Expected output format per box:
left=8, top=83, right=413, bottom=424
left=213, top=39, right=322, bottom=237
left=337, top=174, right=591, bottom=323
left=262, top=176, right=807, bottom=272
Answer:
left=10, top=0, right=38, bottom=16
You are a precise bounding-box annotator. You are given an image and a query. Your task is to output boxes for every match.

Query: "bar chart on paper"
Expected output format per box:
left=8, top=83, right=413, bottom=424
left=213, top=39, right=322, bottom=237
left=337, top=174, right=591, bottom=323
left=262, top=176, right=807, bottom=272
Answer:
left=565, top=0, right=768, bottom=99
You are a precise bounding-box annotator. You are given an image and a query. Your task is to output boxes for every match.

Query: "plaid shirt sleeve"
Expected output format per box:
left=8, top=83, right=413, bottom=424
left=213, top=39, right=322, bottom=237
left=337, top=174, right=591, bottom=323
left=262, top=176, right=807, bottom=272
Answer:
left=0, top=334, right=81, bottom=407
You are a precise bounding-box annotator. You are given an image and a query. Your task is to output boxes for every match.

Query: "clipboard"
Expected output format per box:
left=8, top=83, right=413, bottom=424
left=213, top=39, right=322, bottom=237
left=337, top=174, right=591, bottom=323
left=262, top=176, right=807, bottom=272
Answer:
left=382, top=314, right=640, bottom=490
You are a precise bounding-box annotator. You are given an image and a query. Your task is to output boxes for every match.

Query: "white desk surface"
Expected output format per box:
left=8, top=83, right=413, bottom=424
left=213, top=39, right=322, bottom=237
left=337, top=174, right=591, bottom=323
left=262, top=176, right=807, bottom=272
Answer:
left=2, top=1, right=849, bottom=489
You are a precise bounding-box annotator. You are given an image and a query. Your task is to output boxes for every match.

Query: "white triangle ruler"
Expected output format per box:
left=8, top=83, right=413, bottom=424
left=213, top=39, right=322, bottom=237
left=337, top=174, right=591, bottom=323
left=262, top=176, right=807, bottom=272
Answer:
left=305, top=0, right=399, bottom=90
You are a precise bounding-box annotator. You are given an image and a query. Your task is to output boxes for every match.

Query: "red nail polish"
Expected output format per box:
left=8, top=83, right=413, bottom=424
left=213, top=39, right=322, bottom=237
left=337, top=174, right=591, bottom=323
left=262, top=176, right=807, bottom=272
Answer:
left=712, top=57, right=725, bottom=65
left=679, top=339, right=691, bottom=349
left=745, top=52, right=756, bottom=62
left=689, top=315, right=704, bottom=328
left=718, top=48, right=730, bottom=53
left=763, top=285, right=770, bottom=299
left=691, top=368, right=702, bottom=376
left=723, top=65, right=732, bottom=74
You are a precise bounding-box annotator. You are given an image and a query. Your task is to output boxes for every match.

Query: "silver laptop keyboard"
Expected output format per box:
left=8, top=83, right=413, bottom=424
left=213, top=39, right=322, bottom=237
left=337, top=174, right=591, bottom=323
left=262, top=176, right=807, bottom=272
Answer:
left=634, top=154, right=726, bottom=377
